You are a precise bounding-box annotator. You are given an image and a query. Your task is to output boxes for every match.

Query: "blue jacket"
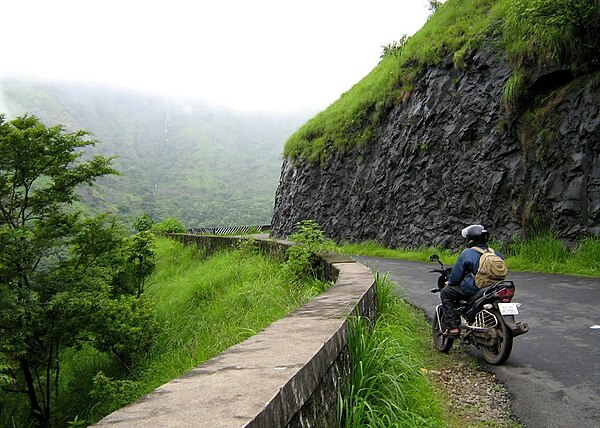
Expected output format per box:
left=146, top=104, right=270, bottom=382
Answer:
left=448, top=245, right=504, bottom=295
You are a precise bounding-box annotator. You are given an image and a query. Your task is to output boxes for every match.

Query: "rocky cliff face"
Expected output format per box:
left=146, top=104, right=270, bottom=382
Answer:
left=271, top=47, right=600, bottom=248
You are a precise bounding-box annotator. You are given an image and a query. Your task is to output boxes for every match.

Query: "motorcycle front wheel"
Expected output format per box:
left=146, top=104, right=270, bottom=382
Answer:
left=432, top=310, right=453, bottom=353
left=481, top=310, right=513, bottom=365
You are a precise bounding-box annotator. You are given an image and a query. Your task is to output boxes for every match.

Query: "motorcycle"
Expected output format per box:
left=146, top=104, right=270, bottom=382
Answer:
left=429, top=254, right=529, bottom=365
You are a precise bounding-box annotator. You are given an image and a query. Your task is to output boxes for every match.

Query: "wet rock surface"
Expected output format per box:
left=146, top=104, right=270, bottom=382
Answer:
left=272, top=47, right=600, bottom=247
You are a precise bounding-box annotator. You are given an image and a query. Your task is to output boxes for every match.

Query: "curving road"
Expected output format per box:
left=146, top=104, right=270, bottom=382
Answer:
left=354, top=257, right=600, bottom=428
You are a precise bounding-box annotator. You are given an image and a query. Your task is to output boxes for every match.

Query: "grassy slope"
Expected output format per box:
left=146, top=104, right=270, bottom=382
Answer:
left=284, top=0, right=600, bottom=164
left=52, top=238, right=320, bottom=425
left=283, top=0, right=500, bottom=163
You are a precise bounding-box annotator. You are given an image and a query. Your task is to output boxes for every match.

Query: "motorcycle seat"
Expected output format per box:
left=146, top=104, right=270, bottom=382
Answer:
left=467, top=287, right=488, bottom=306
left=466, top=281, right=514, bottom=306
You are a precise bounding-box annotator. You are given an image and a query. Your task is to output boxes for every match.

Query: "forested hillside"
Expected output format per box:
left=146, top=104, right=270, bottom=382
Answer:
left=0, top=80, right=308, bottom=227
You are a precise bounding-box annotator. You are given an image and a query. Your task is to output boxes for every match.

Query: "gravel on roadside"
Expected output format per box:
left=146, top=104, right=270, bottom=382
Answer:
left=422, top=353, right=522, bottom=427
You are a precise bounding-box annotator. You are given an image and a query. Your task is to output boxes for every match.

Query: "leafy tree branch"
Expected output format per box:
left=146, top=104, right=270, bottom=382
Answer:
left=0, top=114, right=155, bottom=427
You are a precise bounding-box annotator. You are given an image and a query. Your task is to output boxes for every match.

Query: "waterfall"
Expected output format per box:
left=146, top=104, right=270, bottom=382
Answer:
left=154, top=96, right=171, bottom=194
left=163, top=96, right=170, bottom=157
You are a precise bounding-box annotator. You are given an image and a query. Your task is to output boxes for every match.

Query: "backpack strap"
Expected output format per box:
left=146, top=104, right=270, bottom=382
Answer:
left=471, top=246, right=493, bottom=254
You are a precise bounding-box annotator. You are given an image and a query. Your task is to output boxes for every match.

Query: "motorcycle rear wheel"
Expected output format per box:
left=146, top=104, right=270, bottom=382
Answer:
left=481, top=310, right=513, bottom=365
left=432, top=311, right=453, bottom=353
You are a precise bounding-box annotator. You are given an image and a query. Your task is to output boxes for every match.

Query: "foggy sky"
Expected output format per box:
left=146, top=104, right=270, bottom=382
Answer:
left=1, top=0, right=431, bottom=113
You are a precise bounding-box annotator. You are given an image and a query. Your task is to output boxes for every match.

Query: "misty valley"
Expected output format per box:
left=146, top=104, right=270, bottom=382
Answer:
left=0, top=80, right=310, bottom=228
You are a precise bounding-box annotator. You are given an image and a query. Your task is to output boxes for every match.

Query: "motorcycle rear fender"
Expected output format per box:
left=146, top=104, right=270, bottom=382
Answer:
left=500, top=314, right=529, bottom=338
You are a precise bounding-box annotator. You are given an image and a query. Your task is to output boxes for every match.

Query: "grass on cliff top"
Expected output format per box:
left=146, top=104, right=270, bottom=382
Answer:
left=338, top=234, right=600, bottom=277
left=284, top=0, right=600, bottom=164
left=52, top=237, right=322, bottom=426
left=284, top=0, right=499, bottom=164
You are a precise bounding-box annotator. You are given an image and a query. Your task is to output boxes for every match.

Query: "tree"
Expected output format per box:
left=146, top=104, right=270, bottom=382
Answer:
left=0, top=114, right=155, bottom=427
left=428, top=0, right=444, bottom=14
left=132, top=213, right=154, bottom=232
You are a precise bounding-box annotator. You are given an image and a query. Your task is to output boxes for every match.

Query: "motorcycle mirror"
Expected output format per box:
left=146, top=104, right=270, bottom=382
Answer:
left=430, top=254, right=444, bottom=268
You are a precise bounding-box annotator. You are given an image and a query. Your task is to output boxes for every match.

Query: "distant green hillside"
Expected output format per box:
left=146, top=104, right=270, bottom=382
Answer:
left=1, top=81, right=309, bottom=227
left=284, top=0, right=599, bottom=164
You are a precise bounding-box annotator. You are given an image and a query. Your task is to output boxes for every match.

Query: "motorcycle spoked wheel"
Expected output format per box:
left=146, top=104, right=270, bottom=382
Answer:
left=480, top=310, right=513, bottom=365
left=432, top=310, right=453, bottom=353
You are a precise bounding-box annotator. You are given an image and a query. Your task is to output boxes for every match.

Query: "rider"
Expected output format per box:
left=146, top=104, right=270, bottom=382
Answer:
left=441, top=224, right=504, bottom=337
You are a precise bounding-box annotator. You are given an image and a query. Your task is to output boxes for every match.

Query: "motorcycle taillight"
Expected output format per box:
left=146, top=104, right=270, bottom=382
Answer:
left=496, top=287, right=514, bottom=302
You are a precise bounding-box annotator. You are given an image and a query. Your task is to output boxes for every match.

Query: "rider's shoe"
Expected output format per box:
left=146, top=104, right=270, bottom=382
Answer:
left=444, top=328, right=460, bottom=338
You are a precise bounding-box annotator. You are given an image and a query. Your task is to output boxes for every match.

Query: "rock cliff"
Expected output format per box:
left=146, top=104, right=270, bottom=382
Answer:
left=271, top=47, right=600, bottom=248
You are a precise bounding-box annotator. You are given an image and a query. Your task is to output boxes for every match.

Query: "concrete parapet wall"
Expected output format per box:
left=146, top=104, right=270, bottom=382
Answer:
left=94, top=235, right=376, bottom=427
left=168, top=233, right=291, bottom=262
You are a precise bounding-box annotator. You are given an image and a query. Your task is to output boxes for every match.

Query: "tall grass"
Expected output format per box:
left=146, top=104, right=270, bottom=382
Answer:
left=337, top=235, right=600, bottom=277
left=501, top=0, right=600, bottom=75
left=51, top=237, right=321, bottom=425
left=139, top=240, right=312, bottom=375
left=338, top=240, right=457, bottom=264
left=339, top=275, right=446, bottom=427
left=499, top=235, right=600, bottom=276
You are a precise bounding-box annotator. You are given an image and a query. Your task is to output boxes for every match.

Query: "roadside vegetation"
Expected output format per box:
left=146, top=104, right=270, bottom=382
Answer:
left=0, top=112, right=327, bottom=427
left=0, top=115, right=156, bottom=428
left=3, top=237, right=325, bottom=427
left=338, top=234, right=600, bottom=277
left=340, top=274, right=520, bottom=427
left=339, top=275, right=446, bottom=427
left=77, top=237, right=323, bottom=425
left=284, top=0, right=600, bottom=164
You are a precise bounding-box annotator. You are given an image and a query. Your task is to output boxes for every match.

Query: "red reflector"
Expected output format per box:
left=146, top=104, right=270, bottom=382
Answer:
left=496, top=287, right=514, bottom=300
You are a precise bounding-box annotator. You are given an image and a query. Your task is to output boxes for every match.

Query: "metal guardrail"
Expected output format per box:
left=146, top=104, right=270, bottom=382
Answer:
left=187, top=225, right=271, bottom=236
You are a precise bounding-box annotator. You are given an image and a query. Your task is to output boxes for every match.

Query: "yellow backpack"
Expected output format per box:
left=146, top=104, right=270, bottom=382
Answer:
left=472, top=246, right=508, bottom=288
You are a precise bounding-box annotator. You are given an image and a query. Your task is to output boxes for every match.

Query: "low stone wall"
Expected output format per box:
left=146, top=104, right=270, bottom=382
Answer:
left=94, top=235, right=376, bottom=427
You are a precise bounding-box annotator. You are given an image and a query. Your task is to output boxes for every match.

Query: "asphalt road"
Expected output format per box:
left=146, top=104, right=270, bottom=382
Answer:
left=354, top=256, right=600, bottom=428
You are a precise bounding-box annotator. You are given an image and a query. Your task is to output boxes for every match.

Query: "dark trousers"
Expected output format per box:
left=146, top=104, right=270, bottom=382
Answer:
left=440, top=285, right=470, bottom=329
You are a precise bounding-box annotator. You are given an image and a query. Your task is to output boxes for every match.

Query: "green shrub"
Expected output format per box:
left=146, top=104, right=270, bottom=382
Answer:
left=153, top=217, right=186, bottom=233
left=133, top=213, right=154, bottom=232
left=283, top=220, right=335, bottom=282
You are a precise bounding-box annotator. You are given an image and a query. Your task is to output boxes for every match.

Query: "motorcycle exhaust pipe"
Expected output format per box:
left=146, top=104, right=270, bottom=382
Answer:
left=511, top=322, right=529, bottom=337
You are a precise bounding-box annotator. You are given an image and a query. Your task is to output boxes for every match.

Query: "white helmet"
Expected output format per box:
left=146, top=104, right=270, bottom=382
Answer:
left=461, top=224, right=489, bottom=246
